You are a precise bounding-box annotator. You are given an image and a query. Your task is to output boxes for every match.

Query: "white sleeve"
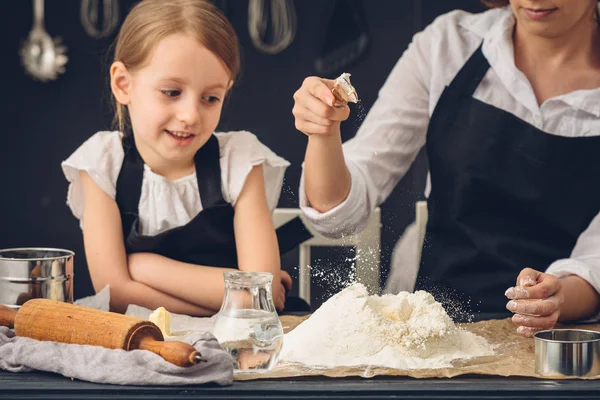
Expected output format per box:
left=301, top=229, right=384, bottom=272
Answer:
left=217, top=131, right=290, bottom=211
left=60, top=131, right=125, bottom=226
left=299, top=16, right=436, bottom=238
left=546, top=212, right=600, bottom=322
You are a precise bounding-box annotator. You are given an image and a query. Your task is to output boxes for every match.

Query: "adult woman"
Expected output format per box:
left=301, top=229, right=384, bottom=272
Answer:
left=292, top=0, right=600, bottom=336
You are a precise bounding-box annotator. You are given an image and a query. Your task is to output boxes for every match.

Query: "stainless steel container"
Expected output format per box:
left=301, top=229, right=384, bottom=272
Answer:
left=0, top=248, right=74, bottom=309
left=534, top=329, right=600, bottom=377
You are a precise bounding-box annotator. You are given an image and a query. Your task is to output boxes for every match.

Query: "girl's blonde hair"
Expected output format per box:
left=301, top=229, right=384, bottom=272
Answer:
left=112, top=0, right=240, bottom=132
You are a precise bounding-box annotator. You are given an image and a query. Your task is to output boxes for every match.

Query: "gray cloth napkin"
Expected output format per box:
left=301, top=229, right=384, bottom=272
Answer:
left=0, top=326, right=233, bottom=386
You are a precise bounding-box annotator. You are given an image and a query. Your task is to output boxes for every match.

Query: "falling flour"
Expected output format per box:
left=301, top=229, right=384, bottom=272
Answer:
left=280, top=284, right=494, bottom=369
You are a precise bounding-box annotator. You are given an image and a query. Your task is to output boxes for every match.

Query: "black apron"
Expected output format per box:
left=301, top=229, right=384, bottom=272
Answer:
left=115, top=133, right=312, bottom=269
left=415, top=45, right=600, bottom=320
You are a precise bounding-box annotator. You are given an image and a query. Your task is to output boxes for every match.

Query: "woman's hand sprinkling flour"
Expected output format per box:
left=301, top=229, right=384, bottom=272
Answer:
left=505, top=268, right=564, bottom=337
left=292, top=77, right=351, bottom=137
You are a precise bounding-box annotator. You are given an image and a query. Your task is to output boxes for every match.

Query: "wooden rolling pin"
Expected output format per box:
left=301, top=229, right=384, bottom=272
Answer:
left=0, top=299, right=206, bottom=367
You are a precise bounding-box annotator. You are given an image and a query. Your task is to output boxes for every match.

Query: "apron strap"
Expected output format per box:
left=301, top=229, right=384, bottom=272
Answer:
left=276, top=216, right=313, bottom=255
left=448, top=43, right=489, bottom=96
left=115, top=133, right=144, bottom=237
left=194, top=134, right=228, bottom=209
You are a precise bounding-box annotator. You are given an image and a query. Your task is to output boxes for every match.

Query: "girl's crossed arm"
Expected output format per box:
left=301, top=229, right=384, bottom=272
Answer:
left=128, top=165, right=288, bottom=311
left=233, top=165, right=287, bottom=308
left=80, top=170, right=214, bottom=315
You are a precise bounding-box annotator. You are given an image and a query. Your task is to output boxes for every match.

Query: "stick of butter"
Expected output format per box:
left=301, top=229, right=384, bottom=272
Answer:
left=149, top=306, right=172, bottom=338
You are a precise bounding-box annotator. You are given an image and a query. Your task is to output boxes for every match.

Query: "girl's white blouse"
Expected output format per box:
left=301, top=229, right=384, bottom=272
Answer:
left=62, top=130, right=289, bottom=236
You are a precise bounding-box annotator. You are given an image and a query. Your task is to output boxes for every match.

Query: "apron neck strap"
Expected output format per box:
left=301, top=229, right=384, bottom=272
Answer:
left=448, top=43, right=489, bottom=96
left=116, top=133, right=228, bottom=237
left=116, top=133, right=144, bottom=236
left=193, top=134, right=227, bottom=209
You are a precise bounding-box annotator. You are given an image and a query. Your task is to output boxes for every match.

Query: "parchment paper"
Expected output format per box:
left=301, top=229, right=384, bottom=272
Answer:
left=75, top=289, right=600, bottom=380
left=235, top=316, right=600, bottom=380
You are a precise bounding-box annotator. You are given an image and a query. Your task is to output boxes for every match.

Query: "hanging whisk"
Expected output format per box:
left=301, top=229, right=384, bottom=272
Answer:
left=80, top=0, right=120, bottom=39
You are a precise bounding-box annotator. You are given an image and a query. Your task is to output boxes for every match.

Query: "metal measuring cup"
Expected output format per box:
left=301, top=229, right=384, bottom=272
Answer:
left=534, top=329, right=600, bottom=377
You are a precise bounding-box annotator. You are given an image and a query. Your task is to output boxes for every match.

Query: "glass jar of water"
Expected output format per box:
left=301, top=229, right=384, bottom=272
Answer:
left=213, top=271, right=283, bottom=373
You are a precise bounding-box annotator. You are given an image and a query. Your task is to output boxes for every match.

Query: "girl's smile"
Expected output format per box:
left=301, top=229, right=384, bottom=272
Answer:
left=165, top=129, right=197, bottom=147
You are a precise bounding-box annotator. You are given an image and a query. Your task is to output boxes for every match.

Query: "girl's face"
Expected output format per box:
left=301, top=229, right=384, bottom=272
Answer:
left=509, top=1, right=598, bottom=38
left=124, top=33, right=231, bottom=167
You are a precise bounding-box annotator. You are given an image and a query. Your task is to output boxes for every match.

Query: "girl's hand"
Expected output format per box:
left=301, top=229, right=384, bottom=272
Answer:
left=281, top=270, right=293, bottom=292
left=505, top=268, right=564, bottom=337
left=272, top=271, right=293, bottom=313
left=292, top=77, right=350, bottom=137
left=273, top=281, right=286, bottom=313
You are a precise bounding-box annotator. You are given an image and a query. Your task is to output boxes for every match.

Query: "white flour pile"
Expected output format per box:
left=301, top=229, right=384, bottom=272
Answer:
left=280, top=284, right=494, bottom=369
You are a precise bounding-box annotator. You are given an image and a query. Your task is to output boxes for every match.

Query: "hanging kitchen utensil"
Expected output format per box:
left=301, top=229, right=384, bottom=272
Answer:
left=248, top=0, right=297, bottom=54
left=314, top=0, right=369, bottom=76
left=0, top=299, right=206, bottom=367
left=20, top=0, right=68, bottom=82
left=80, top=0, right=120, bottom=39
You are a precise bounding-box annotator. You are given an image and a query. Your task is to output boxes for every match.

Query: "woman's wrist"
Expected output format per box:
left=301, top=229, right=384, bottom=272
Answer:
left=558, top=275, right=600, bottom=322
left=307, top=127, right=342, bottom=147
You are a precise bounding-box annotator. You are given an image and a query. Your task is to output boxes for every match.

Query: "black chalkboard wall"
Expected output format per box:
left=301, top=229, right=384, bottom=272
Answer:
left=1, top=0, right=486, bottom=305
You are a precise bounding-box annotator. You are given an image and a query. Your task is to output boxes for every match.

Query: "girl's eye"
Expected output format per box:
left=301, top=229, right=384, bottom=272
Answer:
left=203, top=96, right=221, bottom=103
left=161, top=90, right=181, bottom=97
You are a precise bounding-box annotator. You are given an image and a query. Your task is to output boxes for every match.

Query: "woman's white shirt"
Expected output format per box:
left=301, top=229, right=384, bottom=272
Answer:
left=62, top=130, right=289, bottom=236
left=299, top=6, right=600, bottom=300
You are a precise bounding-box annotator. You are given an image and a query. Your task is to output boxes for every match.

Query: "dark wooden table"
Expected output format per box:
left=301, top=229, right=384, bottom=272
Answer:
left=1, top=370, right=599, bottom=399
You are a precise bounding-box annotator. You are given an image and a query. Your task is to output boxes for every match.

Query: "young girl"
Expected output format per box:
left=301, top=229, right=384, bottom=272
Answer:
left=62, top=0, right=307, bottom=316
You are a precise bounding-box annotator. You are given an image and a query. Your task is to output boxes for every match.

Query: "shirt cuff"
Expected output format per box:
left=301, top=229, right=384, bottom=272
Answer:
left=298, top=162, right=370, bottom=238
left=546, top=259, right=600, bottom=323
